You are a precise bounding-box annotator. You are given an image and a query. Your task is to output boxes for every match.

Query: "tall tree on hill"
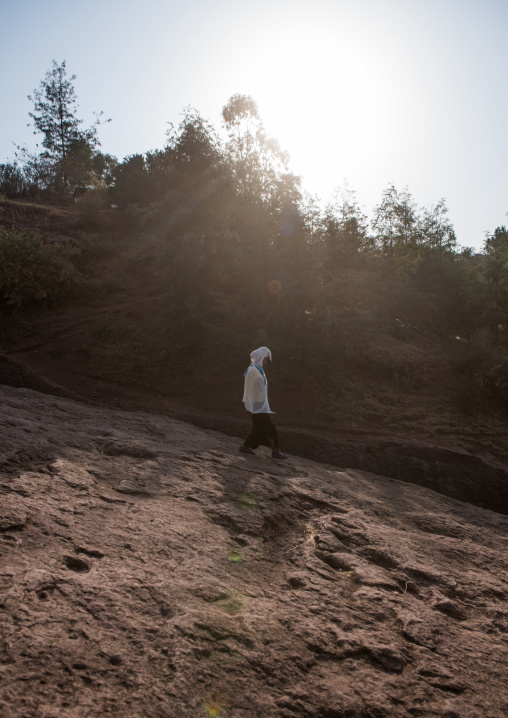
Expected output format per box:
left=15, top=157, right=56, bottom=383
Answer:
left=420, top=199, right=457, bottom=257
left=28, top=60, right=108, bottom=191
left=109, top=154, right=149, bottom=209
left=222, top=94, right=259, bottom=173
left=165, top=108, right=234, bottom=232
left=372, top=185, right=419, bottom=260
left=222, top=94, right=296, bottom=205
left=325, top=182, right=369, bottom=269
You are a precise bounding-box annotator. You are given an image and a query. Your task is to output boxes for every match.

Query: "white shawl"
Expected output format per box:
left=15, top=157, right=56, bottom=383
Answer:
left=242, top=347, right=273, bottom=414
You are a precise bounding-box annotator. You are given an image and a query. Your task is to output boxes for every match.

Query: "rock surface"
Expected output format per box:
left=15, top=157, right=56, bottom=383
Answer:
left=3, top=349, right=508, bottom=516
left=1, top=385, right=507, bottom=717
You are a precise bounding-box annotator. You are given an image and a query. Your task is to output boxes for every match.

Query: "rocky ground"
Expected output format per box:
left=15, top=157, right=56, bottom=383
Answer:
left=1, top=385, right=507, bottom=717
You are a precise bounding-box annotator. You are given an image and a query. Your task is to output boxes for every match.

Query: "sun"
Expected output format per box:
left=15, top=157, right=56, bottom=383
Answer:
left=218, top=5, right=419, bottom=202
left=232, top=16, right=389, bottom=192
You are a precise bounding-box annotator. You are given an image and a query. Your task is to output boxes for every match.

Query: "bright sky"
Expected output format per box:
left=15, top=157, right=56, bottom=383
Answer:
left=1, top=0, right=507, bottom=250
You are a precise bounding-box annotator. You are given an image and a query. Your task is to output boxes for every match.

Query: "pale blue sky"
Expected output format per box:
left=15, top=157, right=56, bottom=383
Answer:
left=1, top=0, right=507, bottom=249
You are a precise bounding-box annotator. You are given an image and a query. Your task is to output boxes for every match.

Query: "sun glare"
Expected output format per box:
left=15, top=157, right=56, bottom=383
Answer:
left=167, top=0, right=437, bottom=211
left=230, top=15, right=397, bottom=194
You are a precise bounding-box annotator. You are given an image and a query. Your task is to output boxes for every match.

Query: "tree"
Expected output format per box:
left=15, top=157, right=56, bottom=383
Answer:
left=63, top=139, right=117, bottom=189
left=109, top=154, right=148, bottom=208
left=222, top=94, right=294, bottom=204
left=325, top=182, right=369, bottom=268
left=372, top=185, right=419, bottom=260
left=483, top=226, right=508, bottom=344
left=222, top=93, right=259, bottom=176
left=420, top=199, right=457, bottom=257
left=13, top=145, right=56, bottom=195
left=0, top=162, right=29, bottom=198
left=167, top=108, right=221, bottom=175
left=28, top=60, right=108, bottom=191
left=164, top=108, right=234, bottom=232
left=90, top=150, right=117, bottom=187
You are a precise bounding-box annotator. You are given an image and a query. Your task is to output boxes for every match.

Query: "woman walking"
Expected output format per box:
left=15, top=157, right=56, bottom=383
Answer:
left=240, top=346, right=288, bottom=460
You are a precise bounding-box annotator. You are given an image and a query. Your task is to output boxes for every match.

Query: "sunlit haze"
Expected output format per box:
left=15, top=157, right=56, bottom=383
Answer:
left=1, top=0, right=507, bottom=249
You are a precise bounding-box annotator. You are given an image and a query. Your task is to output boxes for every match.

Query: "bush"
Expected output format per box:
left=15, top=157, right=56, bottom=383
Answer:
left=74, top=188, right=108, bottom=229
left=0, top=227, right=78, bottom=307
left=483, top=353, right=508, bottom=413
left=454, top=348, right=489, bottom=415
left=0, top=162, right=29, bottom=198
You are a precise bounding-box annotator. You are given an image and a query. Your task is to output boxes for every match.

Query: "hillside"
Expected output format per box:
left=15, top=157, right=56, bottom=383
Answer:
left=1, top=384, right=508, bottom=717
left=1, top=200, right=508, bottom=716
left=1, top=198, right=508, bottom=464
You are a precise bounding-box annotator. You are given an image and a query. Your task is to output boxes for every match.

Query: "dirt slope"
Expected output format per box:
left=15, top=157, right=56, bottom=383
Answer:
left=1, top=385, right=507, bottom=717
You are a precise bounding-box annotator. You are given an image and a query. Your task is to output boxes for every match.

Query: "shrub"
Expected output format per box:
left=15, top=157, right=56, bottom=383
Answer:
left=454, top=348, right=489, bottom=415
left=74, top=187, right=107, bottom=229
left=0, top=227, right=77, bottom=307
left=0, top=162, right=29, bottom=198
left=483, top=353, right=508, bottom=413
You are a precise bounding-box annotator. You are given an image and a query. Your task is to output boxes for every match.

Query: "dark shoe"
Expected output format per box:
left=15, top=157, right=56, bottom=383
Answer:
left=272, top=452, right=288, bottom=460
left=240, top=445, right=255, bottom=454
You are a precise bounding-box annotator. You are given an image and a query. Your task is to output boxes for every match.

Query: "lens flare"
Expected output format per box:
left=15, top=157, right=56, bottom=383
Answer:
left=203, top=701, right=227, bottom=717
left=280, top=220, right=296, bottom=236
left=268, top=279, right=282, bottom=295
left=239, top=492, right=257, bottom=509
left=217, top=590, right=244, bottom=615
left=228, top=550, right=243, bottom=563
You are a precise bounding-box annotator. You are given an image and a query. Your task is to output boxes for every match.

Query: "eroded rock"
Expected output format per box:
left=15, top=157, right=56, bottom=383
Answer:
left=0, top=385, right=507, bottom=717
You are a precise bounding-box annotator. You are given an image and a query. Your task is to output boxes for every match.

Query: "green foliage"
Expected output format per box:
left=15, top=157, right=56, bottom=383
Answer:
left=74, top=187, right=108, bottom=229
left=324, top=182, right=369, bottom=269
left=64, top=139, right=117, bottom=190
left=21, top=60, right=111, bottom=194
left=0, top=163, right=30, bottom=198
left=372, top=185, right=419, bottom=259
left=222, top=94, right=299, bottom=206
left=420, top=199, right=457, bottom=255
left=29, top=61, right=86, bottom=157
left=222, top=94, right=259, bottom=127
left=0, top=227, right=77, bottom=307
left=12, top=147, right=57, bottom=196
left=482, top=226, right=508, bottom=344
left=454, top=347, right=489, bottom=415
left=110, top=154, right=149, bottom=208
left=483, top=353, right=508, bottom=412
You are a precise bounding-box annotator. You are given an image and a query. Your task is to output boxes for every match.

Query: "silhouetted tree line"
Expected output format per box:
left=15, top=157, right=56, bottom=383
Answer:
left=1, top=63, right=508, bottom=411
left=102, top=98, right=507, bottom=352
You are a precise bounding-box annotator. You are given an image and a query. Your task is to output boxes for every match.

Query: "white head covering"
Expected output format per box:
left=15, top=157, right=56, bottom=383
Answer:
left=250, top=346, right=272, bottom=367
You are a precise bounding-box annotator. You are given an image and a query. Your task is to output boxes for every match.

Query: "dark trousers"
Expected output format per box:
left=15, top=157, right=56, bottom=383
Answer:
left=243, top=413, right=279, bottom=450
